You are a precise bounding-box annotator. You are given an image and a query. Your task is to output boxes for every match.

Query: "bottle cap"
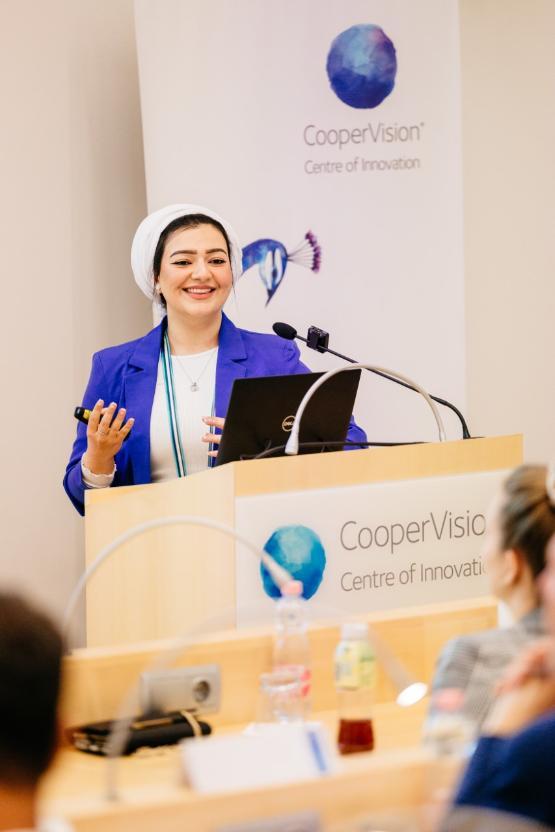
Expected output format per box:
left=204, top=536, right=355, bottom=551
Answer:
left=280, top=580, right=303, bottom=597
left=340, top=620, right=368, bottom=641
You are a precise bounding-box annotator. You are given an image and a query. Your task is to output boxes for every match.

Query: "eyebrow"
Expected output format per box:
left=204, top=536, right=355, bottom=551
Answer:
left=169, top=248, right=227, bottom=257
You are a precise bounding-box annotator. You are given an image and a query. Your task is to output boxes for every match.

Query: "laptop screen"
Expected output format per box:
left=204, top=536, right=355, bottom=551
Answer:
left=215, top=370, right=361, bottom=466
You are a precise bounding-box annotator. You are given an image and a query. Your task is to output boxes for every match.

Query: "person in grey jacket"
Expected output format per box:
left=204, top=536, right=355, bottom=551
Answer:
left=441, top=479, right=555, bottom=831
left=427, top=465, right=555, bottom=730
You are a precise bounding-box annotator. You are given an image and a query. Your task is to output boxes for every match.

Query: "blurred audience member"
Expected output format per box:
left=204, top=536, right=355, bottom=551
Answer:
left=428, top=465, right=555, bottom=730
left=442, top=476, right=555, bottom=831
left=0, top=592, right=68, bottom=832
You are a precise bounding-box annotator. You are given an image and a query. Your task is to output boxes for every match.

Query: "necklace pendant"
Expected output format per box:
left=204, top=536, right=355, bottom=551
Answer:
left=190, top=382, right=199, bottom=392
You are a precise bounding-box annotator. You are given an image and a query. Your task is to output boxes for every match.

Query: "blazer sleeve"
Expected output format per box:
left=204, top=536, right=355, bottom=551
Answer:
left=63, top=352, right=113, bottom=516
left=451, top=715, right=555, bottom=829
left=282, top=340, right=367, bottom=449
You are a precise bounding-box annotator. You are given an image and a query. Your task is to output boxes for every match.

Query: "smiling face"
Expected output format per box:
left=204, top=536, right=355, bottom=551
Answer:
left=155, top=223, right=233, bottom=324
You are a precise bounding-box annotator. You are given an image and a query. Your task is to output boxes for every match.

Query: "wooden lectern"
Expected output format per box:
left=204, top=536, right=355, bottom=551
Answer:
left=83, top=435, right=522, bottom=647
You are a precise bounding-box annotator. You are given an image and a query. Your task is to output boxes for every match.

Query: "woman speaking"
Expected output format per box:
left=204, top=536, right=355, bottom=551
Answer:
left=64, top=204, right=366, bottom=515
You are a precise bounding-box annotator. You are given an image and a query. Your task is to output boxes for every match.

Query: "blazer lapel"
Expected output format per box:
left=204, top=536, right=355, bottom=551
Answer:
left=120, top=314, right=245, bottom=484
left=215, top=313, right=247, bottom=418
left=121, top=320, right=164, bottom=485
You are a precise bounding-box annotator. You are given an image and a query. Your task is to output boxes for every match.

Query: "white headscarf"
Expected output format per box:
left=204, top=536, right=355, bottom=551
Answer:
left=130, top=203, right=243, bottom=322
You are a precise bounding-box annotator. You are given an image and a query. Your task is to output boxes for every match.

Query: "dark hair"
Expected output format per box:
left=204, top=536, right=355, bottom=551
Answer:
left=499, top=464, right=555, bottom=578
left=152, top=213, right=232, bottom=281
left=0, top=593, right=63, bottom=786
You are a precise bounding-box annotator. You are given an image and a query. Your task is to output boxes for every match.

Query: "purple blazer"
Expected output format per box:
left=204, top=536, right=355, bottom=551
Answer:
left=64, top=314, right=367, bottom=515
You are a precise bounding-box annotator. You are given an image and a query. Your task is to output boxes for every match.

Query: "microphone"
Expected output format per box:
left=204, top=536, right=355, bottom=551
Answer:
left=272, top=322, right=471, bottom=439
left=272, top=322, right=299, bottom=341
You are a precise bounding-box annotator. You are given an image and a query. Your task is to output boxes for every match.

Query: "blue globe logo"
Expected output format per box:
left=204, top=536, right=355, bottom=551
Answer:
left=260, top=525, right=326, bottom=600
left=326, top=24, right=397, bottom=109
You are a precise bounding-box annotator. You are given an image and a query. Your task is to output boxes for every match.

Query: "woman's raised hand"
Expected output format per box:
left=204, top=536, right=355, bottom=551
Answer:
left=496, top=637, right=555, bottom=695
left=82, top=399, right=135, bottom=474
left=202, top=415, right=225, bottom=458
left=484, top=637, right=555, bottom=736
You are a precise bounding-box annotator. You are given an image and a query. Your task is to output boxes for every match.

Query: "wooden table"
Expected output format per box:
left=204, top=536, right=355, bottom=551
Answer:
left=40, top=600, right=491, bottom=830
left=41, top=702, right=463, bottom=830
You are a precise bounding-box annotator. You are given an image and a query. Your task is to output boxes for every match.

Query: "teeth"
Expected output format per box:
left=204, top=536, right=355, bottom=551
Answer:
left=186, top=287, right=212, bottom=294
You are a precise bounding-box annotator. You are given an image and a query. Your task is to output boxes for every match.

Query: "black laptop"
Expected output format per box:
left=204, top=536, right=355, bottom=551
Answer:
left=215, top=370, right=362, bottom=466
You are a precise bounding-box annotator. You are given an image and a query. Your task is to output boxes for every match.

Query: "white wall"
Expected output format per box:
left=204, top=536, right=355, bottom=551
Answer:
left=0, top=0, right=149, bottom=623
left=0, top=0, right=552, bottom=623
left=460, top=0, right=555, bottom=461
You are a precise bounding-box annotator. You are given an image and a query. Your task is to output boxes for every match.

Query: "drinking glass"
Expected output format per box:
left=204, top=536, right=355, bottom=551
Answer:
left=257, top=667, right=307, bottom=724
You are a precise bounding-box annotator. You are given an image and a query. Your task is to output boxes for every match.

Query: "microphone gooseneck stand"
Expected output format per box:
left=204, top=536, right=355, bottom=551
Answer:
left=272, top=322, right=471, bottom=439
left=284, top=363, right=447, bottom=456
left=63, top=517, right=297, bottom=801
left=63, top=515, right=294, bottom=644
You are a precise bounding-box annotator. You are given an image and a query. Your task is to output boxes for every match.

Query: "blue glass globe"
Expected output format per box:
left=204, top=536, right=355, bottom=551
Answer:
left=326, top=24, right=397, bottom=109
left=260, top=525, right=326, bottom=599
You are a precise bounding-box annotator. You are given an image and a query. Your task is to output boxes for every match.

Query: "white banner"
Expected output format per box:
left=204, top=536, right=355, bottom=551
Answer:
left=234, top=470, right=507, bottom=626
left=134, top=0, right=465, bottom=442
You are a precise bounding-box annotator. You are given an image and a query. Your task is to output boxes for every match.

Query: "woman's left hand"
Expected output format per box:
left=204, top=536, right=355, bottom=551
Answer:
left=202, top=416, right=225, bottom=458
left=483, top=675, right=555, bottom=736
left=496, top=637, right=555, bottom=695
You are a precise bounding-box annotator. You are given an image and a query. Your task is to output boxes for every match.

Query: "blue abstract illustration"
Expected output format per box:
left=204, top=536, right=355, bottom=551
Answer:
left=260, top=525, right=326, bottom=600
left=326, top=24, right=397, bottom=109
left=242, top=231, right=321, bottom=305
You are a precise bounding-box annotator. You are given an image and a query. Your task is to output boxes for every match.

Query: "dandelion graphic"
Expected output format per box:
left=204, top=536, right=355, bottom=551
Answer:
left=260, top=525, right=326, bottom=600
left=326, top=24, right=397, bottom=110
left=241, top=231, right=321, bottom=305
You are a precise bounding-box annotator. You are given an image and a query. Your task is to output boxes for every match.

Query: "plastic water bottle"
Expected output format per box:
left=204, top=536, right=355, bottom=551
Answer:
left=335, top=621, right=376, bottom=754
left=272, top=580, right=311, bottom=714
left=423, top=688, right=476, bottom=758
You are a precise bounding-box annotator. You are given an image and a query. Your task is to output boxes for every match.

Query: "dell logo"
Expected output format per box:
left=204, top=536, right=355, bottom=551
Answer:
left=281, top=415, right=295, bottom=432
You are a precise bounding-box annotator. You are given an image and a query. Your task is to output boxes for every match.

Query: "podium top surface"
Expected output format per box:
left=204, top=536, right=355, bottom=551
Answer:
left=86, top=434, right=523, bottom=507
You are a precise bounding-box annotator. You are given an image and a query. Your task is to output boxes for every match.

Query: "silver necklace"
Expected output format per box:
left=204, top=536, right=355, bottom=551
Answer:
left=172, top=349, right=217, bottom=392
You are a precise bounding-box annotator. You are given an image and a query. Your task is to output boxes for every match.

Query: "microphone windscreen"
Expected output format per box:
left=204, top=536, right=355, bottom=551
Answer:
left=273, top=322, right=297, bottom=340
